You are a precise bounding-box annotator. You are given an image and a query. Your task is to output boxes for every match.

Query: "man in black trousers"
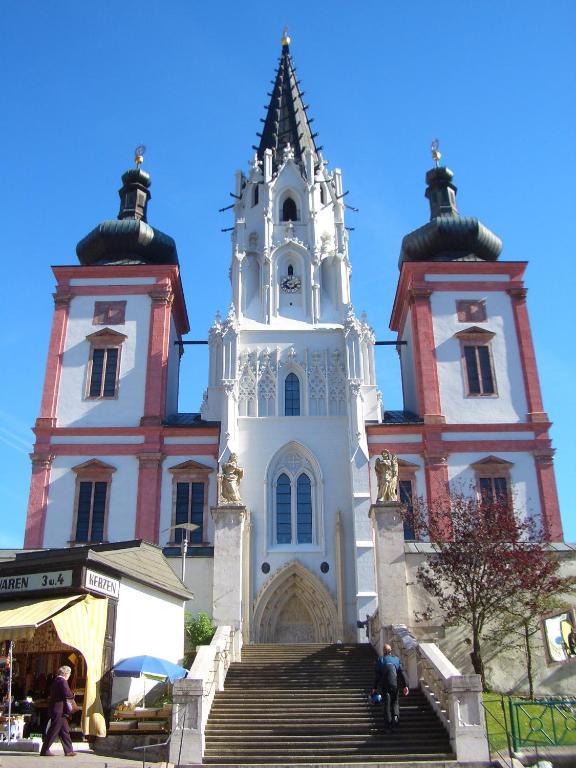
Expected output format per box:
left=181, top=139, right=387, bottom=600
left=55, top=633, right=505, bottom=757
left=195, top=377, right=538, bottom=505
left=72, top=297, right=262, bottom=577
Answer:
left=371, top=644, right=409, bottom=732
left=41, top=665, right=76, bottom=757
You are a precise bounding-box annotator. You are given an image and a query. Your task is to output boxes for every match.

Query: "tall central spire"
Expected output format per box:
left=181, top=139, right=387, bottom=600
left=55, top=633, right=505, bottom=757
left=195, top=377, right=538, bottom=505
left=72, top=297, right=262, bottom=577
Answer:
left=257, top=32, right=319, bottom=171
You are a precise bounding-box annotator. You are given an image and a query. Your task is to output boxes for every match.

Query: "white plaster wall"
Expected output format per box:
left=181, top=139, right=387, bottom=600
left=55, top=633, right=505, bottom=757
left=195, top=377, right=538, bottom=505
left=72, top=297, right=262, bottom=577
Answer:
left=166, top=556, right=214, bottom=617
left=44, top=455, right=138, bottom=547
left=158, top=455, right=218, bottom=547
left=431, top=291, right=528, bottom=423
left=399, top=308, right=418, bottom=415
left=237, top=416, right=351, bottom=611
left=112, top=579, right=185, bottom=704
left=447, top=452, right=542, bottom=524
left=57, top=293, right=151, bottom=427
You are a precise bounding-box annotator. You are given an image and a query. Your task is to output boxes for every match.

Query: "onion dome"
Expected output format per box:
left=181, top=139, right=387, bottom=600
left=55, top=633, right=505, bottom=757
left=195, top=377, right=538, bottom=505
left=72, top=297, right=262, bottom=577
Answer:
left=76, top=163, right=178, bottom=266
left=399, top=165, right=502, bottom=267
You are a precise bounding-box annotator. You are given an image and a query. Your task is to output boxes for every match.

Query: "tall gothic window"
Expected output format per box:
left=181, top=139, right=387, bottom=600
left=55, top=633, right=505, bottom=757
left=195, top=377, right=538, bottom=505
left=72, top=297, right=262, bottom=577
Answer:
left=275, top=472, right=314, bottom=545
left=285, top=373, right=300, bottom=416
left=282, top=197, right=298, bottom=221
left=296, top=474, right=312, bottom=543
left=276, top=473, right=292, bottom=544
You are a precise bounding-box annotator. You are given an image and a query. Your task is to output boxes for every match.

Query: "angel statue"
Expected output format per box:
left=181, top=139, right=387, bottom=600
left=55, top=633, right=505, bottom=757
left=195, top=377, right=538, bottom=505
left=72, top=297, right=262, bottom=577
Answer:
left=375, top=449, right=399, bottom=502
left=219, top=453, right=244, bottom=504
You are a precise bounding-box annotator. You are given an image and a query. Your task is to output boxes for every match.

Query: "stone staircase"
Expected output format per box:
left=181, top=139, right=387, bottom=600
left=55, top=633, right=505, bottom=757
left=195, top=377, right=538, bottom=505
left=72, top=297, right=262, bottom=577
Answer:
left=203, top=643, right=455, bottom=765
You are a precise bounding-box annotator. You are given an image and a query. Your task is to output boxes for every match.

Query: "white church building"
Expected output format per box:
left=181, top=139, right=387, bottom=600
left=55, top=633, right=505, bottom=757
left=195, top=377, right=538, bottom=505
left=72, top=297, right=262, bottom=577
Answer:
left=24, top=35, right=566, bottom=655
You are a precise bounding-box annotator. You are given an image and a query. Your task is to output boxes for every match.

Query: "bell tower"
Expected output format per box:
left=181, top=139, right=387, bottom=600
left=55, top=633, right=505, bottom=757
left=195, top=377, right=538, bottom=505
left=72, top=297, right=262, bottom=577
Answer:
left=202, top=33, right=381, bottom=642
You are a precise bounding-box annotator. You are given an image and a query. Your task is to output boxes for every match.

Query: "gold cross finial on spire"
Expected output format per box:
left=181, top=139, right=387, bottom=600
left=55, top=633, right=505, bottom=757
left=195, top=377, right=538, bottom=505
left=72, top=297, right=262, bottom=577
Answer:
left=431, top=138, right=441, bottom=168
left=281, top=26, right=291, bottom=46
left=134, top=144, right=146, bottom=168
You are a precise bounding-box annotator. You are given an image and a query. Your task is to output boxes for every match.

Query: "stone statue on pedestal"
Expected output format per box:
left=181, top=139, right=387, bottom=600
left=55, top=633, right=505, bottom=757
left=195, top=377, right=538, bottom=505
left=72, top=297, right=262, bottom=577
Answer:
left=219, top=453, right=244, bottom=503
left=375, top=449, right=399, bottom=502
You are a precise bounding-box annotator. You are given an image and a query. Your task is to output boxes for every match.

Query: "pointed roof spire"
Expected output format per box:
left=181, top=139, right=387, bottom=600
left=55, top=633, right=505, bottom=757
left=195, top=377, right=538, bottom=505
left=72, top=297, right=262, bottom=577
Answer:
left=257, top=31, right=319, bottom=172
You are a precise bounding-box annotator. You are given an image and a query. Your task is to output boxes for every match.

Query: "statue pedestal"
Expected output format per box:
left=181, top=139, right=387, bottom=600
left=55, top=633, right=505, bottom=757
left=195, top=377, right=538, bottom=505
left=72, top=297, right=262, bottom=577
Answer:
left=211, top=503, right=247, bottom=653
left=369, top=501, right=409, bottom=629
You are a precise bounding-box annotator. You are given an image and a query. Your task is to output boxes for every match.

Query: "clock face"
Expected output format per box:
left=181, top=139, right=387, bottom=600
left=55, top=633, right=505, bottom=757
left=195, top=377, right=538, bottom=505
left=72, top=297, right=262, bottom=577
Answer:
left=281, top=275, right=302, bottom=293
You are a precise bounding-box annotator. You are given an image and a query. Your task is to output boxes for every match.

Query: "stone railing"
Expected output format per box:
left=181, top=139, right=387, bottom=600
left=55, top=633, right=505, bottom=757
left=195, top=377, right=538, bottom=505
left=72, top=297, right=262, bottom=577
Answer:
left=369, top=617, right=490, bottom=764
left=169, top=625, right=238, bottom=765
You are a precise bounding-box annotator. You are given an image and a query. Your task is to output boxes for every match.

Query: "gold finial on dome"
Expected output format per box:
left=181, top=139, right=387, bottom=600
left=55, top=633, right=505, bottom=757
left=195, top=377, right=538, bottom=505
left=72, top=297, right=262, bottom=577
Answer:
left=134, top=144, right=146, bottom=169
left=431, top=138, right=441, bottom=168
left=281, top=26, right=291, bottom=46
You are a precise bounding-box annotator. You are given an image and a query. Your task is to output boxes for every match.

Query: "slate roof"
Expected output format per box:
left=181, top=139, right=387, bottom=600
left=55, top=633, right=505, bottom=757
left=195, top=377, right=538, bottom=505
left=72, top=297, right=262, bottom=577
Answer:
left=163, top=413, right=220, bottom=428
left=381, top=410, right=424, bottom=424
left=0, top=540, right=192, bottom=600
left=257, top=41, right=318, bottom=171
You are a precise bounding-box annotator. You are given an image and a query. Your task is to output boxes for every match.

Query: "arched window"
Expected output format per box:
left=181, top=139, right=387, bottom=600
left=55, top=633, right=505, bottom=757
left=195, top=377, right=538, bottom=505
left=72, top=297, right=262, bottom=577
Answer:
left=276, top=473, right=292, bottom=544
left=320, top=185, right=326, bottom=205
left=287, top=264, right=294, bottom=276
left=268, top=442, right=323, bottom=549
left=252, top=184, right=259, bottom=206
left=296, top=474, right=312, bottom=543
left=282, top=197, right=298, bottom=221
left=285, top=373, right=300, bottom=416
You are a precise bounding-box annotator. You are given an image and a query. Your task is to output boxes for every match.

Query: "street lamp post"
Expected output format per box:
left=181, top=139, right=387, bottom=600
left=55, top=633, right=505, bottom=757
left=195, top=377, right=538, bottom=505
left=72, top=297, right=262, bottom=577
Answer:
left=163, top=522, right=199, bottom=582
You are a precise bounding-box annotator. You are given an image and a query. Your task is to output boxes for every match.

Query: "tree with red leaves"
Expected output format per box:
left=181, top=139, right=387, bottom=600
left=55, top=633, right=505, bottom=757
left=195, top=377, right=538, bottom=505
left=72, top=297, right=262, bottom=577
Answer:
left=411, top=489, right=572, bottom=692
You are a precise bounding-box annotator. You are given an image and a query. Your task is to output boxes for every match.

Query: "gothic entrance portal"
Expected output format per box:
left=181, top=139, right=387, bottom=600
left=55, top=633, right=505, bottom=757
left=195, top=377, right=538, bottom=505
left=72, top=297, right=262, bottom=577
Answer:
left=252, top=560, right=340, bottom=643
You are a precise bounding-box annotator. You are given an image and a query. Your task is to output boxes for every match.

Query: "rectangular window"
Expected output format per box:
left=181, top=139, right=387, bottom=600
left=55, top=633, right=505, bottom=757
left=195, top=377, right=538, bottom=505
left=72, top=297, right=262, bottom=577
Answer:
left=399, top=479, right=416, bottom=540
left=464, top=344, right=495, bottom=395
left=479, top=476, right=508, bottom=505
left=174, top=482, right=204, bottom=544
left=89, top=347, right=119, bottom=398
left=75, top=481, right=108, bottom=543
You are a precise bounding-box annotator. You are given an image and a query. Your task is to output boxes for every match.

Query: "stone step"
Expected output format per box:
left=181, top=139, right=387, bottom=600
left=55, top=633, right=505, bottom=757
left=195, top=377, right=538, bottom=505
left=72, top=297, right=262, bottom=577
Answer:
left=203, top=759, right=457, bottom=766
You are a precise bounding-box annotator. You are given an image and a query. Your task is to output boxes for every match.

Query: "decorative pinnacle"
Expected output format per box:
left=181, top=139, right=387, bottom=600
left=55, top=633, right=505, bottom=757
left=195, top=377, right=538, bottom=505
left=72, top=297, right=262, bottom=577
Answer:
left=431, top=138, right=441, bottom=168
left=134, top=144, right=146, bottom=168
left=281, top=26, right=291, bottom=46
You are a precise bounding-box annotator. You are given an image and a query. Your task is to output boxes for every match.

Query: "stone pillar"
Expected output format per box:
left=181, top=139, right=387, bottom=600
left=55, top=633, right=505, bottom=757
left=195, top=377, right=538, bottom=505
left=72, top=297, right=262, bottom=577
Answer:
left=369, top=501, right=409, bottom=630
left=211, top=503, right=246, bottom=656
left=169, top=677, right=204, bottom=765
left=446, top=674, right=490, bottom=763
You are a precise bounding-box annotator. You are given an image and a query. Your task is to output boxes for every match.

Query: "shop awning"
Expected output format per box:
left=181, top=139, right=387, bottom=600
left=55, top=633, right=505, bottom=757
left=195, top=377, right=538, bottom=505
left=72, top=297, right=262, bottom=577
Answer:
left=0, top=595, right=84, bottom=641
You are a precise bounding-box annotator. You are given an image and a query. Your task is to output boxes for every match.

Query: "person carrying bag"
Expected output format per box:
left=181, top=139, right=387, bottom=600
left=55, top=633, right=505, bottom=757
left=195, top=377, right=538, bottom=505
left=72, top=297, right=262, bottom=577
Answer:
left=371, top=644, right=409, bottom=733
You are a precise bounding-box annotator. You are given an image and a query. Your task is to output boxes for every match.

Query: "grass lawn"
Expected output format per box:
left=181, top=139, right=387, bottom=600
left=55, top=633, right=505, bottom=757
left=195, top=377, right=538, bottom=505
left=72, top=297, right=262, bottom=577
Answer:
left=483, top=693, right=576, bottom=751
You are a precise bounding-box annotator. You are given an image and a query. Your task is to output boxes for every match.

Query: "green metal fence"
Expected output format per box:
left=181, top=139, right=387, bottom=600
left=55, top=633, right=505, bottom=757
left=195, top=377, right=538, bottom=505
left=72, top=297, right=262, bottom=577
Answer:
left=508, top=698, right=576, bottom=750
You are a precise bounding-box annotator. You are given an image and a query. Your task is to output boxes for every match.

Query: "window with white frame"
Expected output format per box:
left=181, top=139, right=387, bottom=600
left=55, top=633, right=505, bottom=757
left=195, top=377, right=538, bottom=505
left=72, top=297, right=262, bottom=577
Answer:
left=169, top=460, right=211, bottom=545
left=268, top=443, right=322, bottom=548
left=85, top=328, right=127, bottom=399
left=455, top=327, right=497, bottom=397
left=470, top=455, right=513, bottom=510
left=71, top=459, right=116, bottom=543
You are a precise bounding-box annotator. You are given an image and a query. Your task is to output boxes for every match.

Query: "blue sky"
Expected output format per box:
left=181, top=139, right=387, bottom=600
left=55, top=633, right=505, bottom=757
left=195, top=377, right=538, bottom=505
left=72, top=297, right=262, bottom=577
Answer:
left=1, top=0, right=574, bottom=546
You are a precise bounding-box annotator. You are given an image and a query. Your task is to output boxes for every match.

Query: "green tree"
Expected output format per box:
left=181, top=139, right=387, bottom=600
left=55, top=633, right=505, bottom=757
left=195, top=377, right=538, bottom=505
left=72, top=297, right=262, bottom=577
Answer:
left=411, top=489, right=561, bottom=691
left=184, top=611, right=215, bottom=667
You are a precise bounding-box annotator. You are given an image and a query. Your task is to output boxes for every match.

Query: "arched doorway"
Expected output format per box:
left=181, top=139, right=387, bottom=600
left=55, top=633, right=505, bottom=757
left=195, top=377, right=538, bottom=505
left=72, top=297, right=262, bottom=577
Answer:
left=252, top=560, right=340, bottom=643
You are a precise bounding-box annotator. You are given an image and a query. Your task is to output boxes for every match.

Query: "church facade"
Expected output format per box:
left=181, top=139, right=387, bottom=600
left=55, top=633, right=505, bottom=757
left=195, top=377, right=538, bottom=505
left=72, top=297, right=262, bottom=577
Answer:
left=24, top=36, right=564, bottom=649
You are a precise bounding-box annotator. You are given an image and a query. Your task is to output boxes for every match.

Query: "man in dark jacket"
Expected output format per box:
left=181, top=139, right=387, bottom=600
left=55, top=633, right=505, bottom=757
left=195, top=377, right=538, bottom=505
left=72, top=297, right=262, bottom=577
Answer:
left=371, top=644, right=409, bottom=732
left=40, top=665, right=76, bottom=757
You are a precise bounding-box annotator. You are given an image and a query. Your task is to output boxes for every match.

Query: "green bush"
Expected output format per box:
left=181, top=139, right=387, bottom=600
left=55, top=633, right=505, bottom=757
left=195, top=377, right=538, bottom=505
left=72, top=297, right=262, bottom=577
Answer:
left=184, top=611, right=215, bottom=666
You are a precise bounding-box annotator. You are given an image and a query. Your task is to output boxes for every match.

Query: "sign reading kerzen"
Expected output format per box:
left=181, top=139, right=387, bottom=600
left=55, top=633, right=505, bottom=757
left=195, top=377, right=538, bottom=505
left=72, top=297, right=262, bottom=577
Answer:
left=0, top=571, right=73, bottom=594
left=84, top=569, right=120, bottom=598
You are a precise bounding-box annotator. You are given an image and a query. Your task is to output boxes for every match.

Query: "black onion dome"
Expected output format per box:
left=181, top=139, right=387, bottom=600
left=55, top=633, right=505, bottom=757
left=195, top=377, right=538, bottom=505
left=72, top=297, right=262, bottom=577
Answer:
left=399, top=166, right=502, bottom=266
left=76, top=167, right=178, bottom=266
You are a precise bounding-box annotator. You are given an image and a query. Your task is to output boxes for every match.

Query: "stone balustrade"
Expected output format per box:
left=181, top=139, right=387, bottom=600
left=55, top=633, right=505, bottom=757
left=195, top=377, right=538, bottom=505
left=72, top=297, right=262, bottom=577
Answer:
left=169, top=625, right=238, bottom=765
left=369, top=617, right=490, bottom=764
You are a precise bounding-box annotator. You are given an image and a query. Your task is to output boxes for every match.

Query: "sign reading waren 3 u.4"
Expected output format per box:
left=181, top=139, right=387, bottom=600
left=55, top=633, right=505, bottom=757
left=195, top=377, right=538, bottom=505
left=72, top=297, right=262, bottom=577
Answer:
left=0, top=570, right=73, bottom=594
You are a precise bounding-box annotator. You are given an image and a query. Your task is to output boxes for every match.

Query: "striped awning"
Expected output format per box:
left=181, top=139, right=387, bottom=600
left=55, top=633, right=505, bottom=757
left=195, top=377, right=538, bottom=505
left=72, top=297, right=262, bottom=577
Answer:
left=0, top=595, right=84, bottom=641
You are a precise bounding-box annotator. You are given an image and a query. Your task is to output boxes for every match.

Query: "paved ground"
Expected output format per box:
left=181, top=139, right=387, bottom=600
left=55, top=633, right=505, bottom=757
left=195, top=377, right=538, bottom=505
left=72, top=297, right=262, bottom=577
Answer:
left=0, top=744, right=168, bottom=767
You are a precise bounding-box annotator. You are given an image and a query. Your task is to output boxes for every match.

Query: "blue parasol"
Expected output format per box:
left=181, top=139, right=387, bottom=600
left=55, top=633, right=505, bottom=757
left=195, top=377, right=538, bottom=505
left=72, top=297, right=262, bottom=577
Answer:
left=112, top=655, right=188, bottom=683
